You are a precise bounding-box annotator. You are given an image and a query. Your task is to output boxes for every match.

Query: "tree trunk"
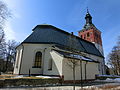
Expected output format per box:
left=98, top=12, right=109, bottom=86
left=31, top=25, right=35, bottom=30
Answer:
left=5, top=56, right=9, bottom=72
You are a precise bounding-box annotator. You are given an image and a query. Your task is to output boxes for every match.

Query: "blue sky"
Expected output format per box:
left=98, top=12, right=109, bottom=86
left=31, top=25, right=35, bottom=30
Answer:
left=3, top=0, right=120, bottom=61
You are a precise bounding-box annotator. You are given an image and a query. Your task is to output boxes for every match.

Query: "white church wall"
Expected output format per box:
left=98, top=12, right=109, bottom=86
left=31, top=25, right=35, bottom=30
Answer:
left=18, top=44, right=53, bottom=75
left=43, top=50, right=63, bottom=76
left=14, top=43, right=64, bottom=76
left=62, top=58, right=80, bottom=80
left=62, top=59, right=99, bottom=80
left=90, top=55, right=105, bottom=75
left=84, top=53, right=105, bottom=75
left=86, top=62, right=99, bottom=79
left=13, top=45, right=23, bottom=74
left=13, top=43, right=101, bottom=80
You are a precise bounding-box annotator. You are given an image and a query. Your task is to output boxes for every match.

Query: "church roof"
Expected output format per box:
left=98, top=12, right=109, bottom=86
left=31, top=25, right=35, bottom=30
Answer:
left=22, top=24, right=103, bottom=57
left=53, top=50, right=99, bottom=63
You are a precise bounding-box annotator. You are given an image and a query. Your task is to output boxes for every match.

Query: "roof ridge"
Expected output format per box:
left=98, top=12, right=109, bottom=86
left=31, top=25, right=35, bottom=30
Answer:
left=33, top=24, right=97, bottom=46
left=23, top=24, right=103, bottom=57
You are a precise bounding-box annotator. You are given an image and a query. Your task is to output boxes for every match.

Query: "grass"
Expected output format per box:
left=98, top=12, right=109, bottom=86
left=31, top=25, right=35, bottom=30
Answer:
left=0, top=74, right=54, bottom=80
left=0, top=75, right=49, bottom=80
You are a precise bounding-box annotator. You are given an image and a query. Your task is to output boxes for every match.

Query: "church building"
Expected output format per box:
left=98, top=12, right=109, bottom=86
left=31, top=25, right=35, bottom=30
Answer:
left=14, top=10, right=105, bottom=81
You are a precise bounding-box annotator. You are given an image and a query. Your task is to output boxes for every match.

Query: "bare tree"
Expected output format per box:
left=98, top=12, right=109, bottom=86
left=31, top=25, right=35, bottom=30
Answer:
left=66, top=32, right=86, bottom=90
left=4, top=40, right=18, bottom=72
left=0, top=1, right=11, bottom=74
left=0, top=0, right=11, bottom=41
left=107, top=36, right=120, bottom=75
left=0, top=32, right=5, bottom=58
left=0, top=1, right=11, bottom=59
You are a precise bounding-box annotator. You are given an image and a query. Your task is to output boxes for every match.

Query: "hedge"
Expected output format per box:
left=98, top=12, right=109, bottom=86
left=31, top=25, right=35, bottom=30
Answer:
left=0, top=78, right=61, bottom=88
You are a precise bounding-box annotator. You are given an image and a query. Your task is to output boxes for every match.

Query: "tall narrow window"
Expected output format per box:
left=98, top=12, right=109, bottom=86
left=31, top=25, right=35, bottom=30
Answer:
left=87, top=32, right=90, bottom=37
left=48, top=58, right=52, bottom=70
left=81, top=35, right=83, bottom=38
left=84, top=36, right=86, bottom=39
left=34, top=51, right=42, bottom=68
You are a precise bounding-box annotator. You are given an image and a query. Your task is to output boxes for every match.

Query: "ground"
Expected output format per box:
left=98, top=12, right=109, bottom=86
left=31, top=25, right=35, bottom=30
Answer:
left=0, top=83, right=120, bottom=90
left=1, top=81, right=120, bottom=90
left=0, top=75, right=120, bottom=90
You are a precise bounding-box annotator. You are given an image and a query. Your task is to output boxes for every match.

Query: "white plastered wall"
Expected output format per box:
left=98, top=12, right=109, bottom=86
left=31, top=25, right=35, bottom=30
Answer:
left=14, top=43, right=63, bottom=76
left=84, top=53, right=105, bottom=75
left=13, top=43, right=101, bottom=79
left=92, top=42, right=105, bottom=74
left=15, top=44, right=53, bottom=75
left=45, top=50, right=63, bottom=76
left=62, top=58, right=99, bottom=80
left=86, top=62, right=99, bottom=79
left=13, top=45, right=23, bottom=74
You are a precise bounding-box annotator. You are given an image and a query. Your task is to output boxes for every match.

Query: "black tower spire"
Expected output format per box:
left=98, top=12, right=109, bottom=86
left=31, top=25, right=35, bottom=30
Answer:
left=85, top=8, right=92, bottom=24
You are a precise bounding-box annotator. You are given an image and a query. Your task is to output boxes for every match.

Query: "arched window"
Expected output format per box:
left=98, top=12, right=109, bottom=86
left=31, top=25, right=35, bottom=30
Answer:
left=34, top=51, right=42, bottom=68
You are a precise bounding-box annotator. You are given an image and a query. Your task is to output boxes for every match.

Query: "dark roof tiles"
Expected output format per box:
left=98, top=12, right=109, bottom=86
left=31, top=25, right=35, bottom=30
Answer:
left=23, top=24, right=103, bottom=57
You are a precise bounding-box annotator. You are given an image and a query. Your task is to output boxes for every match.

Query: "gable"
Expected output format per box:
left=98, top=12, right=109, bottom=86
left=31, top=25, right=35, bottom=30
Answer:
left=22, top=25, right=103, bottom=57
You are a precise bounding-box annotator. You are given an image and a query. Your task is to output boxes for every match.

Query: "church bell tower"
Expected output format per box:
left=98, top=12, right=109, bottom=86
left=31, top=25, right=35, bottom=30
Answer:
left=78, top=9, right=104, bottom=55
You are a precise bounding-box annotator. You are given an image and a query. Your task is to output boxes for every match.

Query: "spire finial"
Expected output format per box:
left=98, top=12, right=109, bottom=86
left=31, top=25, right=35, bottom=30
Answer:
left=87, top=7, right=89, bottom=14
left=85, top=7, right=92, bottom=24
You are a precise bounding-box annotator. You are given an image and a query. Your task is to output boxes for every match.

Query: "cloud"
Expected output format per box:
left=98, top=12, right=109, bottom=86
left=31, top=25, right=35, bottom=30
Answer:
left=2, top=0, right=21, bottom=19
left=4, top=21, right=16, bottom=41
left=3, top=0, right=18, bottom=9
left=1, top=0, right=21, bottom=41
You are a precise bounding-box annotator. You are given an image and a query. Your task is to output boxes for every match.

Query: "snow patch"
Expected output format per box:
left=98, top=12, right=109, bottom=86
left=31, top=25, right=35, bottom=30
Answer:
left=97, top=74, right=120, bottom=77
left=35, top=76, right=59, bottom=79
left=95, top=78, right=120, bottom=83
left=13, top=75, right=27, bottom=78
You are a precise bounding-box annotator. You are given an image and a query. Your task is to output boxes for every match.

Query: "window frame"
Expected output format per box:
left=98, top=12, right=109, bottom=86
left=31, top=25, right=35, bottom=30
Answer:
left=33, top=51, right=42, bottom=68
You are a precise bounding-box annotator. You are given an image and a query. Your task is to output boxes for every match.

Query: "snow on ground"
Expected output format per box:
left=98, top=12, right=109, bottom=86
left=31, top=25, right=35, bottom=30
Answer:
left=96, top=74, right=120, bottom=78
left=13, top=75, right=24, bottom=78
left=13, top=75, right=60, bottom=79
left=35, top=76, right=60, bottom=78
left=95, top=78, right=120, bottom=83
left=105, top=78, right=120, bottom=82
